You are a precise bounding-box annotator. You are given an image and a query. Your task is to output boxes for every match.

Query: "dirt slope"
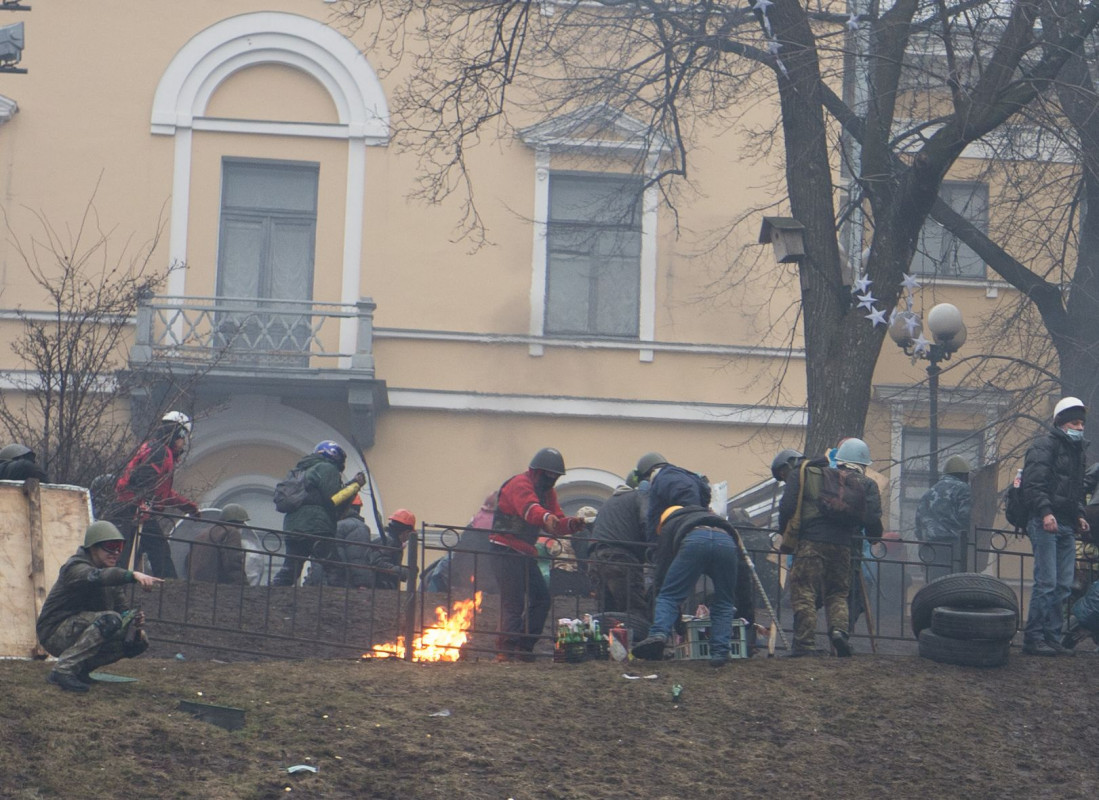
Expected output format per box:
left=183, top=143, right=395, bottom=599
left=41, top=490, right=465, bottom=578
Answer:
left=1, top=651, right=1096, bottom=799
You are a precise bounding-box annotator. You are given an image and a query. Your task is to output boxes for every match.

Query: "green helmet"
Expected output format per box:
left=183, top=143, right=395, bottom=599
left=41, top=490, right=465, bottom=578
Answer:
left=0, top=443, right=33, bottom=462
left=635, top=452, right=668, bottom=480
left=221, top=503, right=250, bottom=523
left=84, top=520, right=125, bottom=549
left=942, top=455, right=970, bottom=476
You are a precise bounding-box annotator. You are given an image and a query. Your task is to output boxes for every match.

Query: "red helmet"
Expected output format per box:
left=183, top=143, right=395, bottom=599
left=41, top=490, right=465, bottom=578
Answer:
left=351, top=495, right=363, bottom=507
left=389, top=508, right=416, bottom=528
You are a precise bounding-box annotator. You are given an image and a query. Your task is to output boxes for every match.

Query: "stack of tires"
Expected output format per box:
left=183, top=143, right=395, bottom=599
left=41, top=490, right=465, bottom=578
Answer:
left=911, top=573, right=1019, bottom=667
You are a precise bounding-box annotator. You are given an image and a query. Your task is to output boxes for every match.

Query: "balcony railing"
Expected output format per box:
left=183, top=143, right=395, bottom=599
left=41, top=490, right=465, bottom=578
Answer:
left=131, top=294, right=377, bottom=375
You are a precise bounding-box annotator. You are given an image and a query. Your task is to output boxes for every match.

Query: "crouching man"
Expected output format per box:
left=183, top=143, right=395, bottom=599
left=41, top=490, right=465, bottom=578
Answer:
left=37, top=521, right=163, bottom=692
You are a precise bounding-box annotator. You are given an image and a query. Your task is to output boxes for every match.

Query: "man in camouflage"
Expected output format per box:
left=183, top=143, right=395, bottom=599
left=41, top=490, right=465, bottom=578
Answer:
left=777, top=439, right=883, bottom=657
left=37, top=521, right=162, bottom=692
left=914, top=456, right=972, bottom=581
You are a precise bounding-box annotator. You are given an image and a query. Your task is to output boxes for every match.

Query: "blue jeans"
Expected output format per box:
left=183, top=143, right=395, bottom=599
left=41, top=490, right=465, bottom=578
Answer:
left=1023, top=517, right=1076, bottom=644
left=647, top=528, right=739, bottom=659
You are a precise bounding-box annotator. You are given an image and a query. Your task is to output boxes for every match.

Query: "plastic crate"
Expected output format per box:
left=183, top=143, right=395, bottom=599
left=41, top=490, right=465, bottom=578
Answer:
left=553, top=639, right=608, bottom=663
left=674, top=617, right=748, bottom=661
left=553, top=642, right=588, bottom=663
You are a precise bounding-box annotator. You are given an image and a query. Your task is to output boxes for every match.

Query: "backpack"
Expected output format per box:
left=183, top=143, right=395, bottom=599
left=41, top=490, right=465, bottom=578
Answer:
left=780, top=458, right=870, bottom=554
left=273, top=468, right=310, bottom=513
left=809, top=463, right=868, bottom=522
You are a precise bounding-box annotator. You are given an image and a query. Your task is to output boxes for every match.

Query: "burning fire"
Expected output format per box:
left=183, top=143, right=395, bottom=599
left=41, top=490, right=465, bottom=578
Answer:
left=366, top=592, right=483, bottom=662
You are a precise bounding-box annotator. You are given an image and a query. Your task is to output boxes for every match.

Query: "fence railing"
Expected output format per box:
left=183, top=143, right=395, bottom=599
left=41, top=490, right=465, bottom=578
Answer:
left=130, top=294, right=377, bottom=373
left=131, top=515, right=1088, bottom=662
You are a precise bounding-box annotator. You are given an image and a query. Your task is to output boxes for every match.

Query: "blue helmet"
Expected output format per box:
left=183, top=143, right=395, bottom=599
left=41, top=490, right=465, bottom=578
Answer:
left=835, top=438, right=872, bottom=466
left=314, top=440, right=347, bottom=470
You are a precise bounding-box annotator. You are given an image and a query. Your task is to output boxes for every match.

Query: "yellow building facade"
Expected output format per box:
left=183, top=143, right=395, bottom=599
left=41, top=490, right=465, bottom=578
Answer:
left=0, top=2, right=1028, bottom=546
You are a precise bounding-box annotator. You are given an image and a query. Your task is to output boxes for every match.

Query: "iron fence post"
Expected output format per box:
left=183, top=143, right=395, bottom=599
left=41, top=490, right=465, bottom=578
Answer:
left=403, top=531, right=419, bottom=661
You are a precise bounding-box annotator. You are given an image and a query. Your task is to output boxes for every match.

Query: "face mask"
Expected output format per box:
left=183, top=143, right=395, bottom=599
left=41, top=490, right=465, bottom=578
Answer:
left=1064, top=427, right=1085, bottom=441
left=638, top=480, right=651, bottom=492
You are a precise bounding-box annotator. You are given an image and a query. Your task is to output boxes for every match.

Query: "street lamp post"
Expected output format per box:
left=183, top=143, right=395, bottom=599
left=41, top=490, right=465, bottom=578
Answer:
left=888, top=302, right=966, bottom=484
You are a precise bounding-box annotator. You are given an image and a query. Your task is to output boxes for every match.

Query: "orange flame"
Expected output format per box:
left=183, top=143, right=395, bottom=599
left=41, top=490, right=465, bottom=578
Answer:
left=366, top=592, right=483, bottom=662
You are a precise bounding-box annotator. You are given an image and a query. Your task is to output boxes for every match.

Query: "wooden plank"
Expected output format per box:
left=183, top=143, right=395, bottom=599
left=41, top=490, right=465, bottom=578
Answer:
left=24, top=479, right=49, bottom=657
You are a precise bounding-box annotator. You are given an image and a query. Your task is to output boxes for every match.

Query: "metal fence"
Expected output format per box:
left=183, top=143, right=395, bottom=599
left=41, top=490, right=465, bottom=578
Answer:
left=133, top=515, right=1091, bottom=662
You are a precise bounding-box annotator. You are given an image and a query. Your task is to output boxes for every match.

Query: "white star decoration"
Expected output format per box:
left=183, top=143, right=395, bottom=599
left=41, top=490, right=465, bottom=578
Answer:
left=856, top=292, right=877, bottom=311
left=912, top=334, right=931, bottom=354
left=866, top=307, right=887, bottom=326
left=853, top=275, right=872, bottom=293
left=753, top=0, right=773, bottom=12
left=901, top=273, right=921, bottom=291
left=846, top=13, right=861, bottom=30
left=767, top=40, right=782, bottom=55
left=905, top=314, right=921, bottom=337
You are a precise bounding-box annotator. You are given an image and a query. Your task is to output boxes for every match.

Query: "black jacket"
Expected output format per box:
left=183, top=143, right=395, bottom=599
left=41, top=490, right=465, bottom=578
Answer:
left=1022, top=427, right=1088, bottom=525
left=652, top=505, right=737, bottom=593
left=588, top=487, right=651, bottom=563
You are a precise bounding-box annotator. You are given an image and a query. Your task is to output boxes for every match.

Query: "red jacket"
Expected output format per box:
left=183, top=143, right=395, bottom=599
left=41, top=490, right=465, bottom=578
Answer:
left=490, top=468, right=565, bottom=555
left=114, top=441, right=196, bottom=517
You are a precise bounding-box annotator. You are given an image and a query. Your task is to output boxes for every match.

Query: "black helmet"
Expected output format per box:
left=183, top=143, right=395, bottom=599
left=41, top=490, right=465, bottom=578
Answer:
left=0, top=443, right=33, bottom=462
left=635, top=452, right=668, bottom=480
left=770, top=449, right=803, bottom=482
left=529, top=447, right=566, bottom=476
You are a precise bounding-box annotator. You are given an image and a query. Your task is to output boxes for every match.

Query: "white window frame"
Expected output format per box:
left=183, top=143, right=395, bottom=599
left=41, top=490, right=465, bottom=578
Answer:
left=150, top=12, right=389, bottom=367
left=543, top=170, right=644, bottom=340
left=521, top=105, right=664, bottom=362
left=911, top=180, right=989, bottom=280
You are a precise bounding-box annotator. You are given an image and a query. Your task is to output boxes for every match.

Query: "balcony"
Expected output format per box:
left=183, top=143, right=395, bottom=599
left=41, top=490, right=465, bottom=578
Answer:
left=129, top=294, right=387, bottom=445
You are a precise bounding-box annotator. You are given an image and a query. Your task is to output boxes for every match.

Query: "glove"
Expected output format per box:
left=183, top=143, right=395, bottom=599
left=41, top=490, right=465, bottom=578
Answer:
left=351, top=471, right=367, bottom=488
left=182, top=502, right=200, bottom=517
left=543, top=514, right=585, bottom=536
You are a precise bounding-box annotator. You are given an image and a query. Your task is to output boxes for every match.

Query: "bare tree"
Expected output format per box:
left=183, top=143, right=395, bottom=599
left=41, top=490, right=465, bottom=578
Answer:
left=333, top=0, right=1099, bottom=456
left=0, top=198, right=172, bottom=487
left=921, top=24, right=1099, bottom=455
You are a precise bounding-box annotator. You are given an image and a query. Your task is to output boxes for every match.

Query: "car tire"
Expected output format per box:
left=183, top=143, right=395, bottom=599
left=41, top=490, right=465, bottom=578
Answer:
left=917, top=629, right=1010, bottom=667
left=930, top=605, right=1018, bottom=641
left=910, top=573, right=1018, bottom=637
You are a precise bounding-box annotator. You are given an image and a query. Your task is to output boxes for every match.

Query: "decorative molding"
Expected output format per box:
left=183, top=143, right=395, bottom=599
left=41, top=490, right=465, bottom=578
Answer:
left=387, top=387, right=807, bottom=427
left=518, top=102, right=670, bottom=157
left=150, top=12, right=388, bottom=138
left=149, top=11, right=388, bottom=360
left=373, top=326, right=805, bottom=360
left=0, top=94, right=17, bottom=125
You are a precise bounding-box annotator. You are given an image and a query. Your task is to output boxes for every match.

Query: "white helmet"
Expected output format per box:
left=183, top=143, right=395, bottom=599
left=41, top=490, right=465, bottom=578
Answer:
left=162, top=411, right=193, bottom=435
left=1053, top=397, right=1086, bottom=425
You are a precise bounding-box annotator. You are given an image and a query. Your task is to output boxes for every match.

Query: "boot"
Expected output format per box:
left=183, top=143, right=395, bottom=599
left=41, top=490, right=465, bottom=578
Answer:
left=1062, top=615, right=1086, bottom=651
left=631, top=633, right=668, bottom=661
left=830, top=628, right=853, bottom=657
left=46, top=670, right=90, bottom=693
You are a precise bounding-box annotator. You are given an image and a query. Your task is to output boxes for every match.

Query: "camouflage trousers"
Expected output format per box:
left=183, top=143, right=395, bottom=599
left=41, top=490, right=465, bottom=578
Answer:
left=41, top=611, right=148, bottom=676
left=789, top=540, right=851, bottom=652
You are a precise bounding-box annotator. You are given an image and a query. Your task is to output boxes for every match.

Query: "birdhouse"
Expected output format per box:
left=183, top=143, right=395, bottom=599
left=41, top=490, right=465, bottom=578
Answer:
left=758, top=216, right=806, bottom=264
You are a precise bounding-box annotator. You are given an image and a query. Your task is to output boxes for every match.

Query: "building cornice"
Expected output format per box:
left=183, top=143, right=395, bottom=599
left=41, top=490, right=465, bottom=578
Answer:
left=0, top=95, right=17, bottom=125
left=387, top=388, right=807, bottom=427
